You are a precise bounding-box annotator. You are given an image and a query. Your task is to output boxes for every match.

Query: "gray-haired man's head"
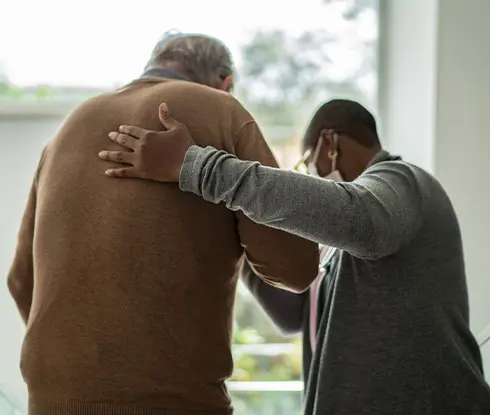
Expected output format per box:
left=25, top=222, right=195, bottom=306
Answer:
left=145, top=31, right=234, bottom=92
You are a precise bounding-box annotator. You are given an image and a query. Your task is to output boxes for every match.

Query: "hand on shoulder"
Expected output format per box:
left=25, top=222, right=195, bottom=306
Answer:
left=99, top=103, right=195, bottom=183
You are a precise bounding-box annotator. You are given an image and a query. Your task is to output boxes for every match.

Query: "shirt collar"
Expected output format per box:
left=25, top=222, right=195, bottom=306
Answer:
left=367, top=149, right=402, bottom=168
left=140, top=68, right=191, bottom=82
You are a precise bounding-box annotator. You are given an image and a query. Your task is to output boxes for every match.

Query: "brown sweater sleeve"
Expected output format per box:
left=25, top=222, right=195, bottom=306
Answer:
left=233, top=121, right=319, bottom=292
left=7, top=149, right=46, bottom=324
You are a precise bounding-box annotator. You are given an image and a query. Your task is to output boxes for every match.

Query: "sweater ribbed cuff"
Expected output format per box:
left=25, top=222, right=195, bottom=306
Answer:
left=179, top=146, right=216, bottom=196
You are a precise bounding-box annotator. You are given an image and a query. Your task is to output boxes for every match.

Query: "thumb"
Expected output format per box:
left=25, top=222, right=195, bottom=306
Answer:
left=159, top=102, right=180, bottom=131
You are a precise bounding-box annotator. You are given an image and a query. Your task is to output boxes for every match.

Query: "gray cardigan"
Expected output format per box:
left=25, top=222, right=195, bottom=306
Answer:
left=180, top=147, right=490, bottom=414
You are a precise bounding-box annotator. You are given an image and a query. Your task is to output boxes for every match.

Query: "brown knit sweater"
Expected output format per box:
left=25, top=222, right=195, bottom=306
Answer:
left=7, top=77, right=319, bottom=415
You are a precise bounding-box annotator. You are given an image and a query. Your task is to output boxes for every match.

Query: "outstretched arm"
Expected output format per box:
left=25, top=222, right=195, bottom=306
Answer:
left=180, top=146, right=423, bottom=260
left=99, top=103, right=423, bottom=260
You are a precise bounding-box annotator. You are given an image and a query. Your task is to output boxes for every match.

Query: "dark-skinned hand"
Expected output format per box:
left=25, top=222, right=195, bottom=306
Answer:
left=99, top=103, right=195, bottom=182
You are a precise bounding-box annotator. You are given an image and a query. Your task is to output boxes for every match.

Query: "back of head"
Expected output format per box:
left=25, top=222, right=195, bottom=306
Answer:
left=303, top=99, right=380, bottom=151
left=145, top=31, right=234, bottom=90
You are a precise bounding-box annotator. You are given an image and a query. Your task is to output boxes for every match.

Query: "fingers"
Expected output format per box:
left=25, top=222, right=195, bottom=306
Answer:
left=98, top=150, right=134, bottom=164
left=104, top=167, right=138, bottom=178
left=159, top=102, right=170, bottom=123
left=158, top=102, right=182, bottom=131
left=118, top=125, right=148, bottom=139
left=108, top=132, right=138, bottom=149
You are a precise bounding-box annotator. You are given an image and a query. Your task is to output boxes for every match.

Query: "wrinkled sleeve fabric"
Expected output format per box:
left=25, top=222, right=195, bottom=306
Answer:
left=180, top=146, right=423, bottom=260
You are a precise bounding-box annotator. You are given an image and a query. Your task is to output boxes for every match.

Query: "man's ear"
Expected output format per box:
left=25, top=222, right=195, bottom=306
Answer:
left=219, top=75, right=234, bottom=92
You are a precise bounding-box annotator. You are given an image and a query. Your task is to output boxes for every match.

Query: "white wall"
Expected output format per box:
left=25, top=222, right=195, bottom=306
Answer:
left=379, top=0, right=490, bottom=358
left=433, top=0, right=490, bottom=345
left=378, top=0, right=439, bottom=171
left=0, top=103, right=75, bottom=410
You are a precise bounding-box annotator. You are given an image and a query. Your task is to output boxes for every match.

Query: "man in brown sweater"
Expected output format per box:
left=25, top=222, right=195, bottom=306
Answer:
left=7, top=32, right=318, bottom=415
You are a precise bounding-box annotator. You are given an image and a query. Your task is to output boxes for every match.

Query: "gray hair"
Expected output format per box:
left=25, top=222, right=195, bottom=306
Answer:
left=145, top=31, right=234, bottom=88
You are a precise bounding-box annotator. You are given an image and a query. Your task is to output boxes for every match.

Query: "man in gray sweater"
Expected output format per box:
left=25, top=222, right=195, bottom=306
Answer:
left=98, top=100, right=490, bottom=414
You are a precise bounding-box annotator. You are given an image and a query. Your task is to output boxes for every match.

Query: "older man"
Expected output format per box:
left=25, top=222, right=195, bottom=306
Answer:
left=7, top=32, right=318, bottom=415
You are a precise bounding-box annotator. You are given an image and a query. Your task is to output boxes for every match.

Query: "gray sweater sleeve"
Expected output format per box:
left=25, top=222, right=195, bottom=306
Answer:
left=180, top=146, right=423, bottom=259
left=240, top=259, right=306, bottom=335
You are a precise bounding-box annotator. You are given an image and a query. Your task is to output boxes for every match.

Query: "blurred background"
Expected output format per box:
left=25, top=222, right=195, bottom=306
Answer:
left=1, top=0, right=489, bottom=414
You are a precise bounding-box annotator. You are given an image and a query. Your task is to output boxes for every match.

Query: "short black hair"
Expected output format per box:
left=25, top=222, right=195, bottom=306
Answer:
left=303, top=99, right=379, bottom=150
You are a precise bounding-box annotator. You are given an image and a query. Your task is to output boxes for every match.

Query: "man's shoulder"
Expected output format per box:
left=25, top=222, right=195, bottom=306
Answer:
left=368, top=158, right=433, bottom=182
left=367, top=159, right=453, bottom=209
left=144, top=80, right=255, bottom=126
left=59, top=90, right=118, bottom=120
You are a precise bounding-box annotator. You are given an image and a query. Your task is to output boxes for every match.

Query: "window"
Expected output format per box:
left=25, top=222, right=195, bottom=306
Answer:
left=0, top=1, right=378, bottom=413
left=0, top=391, right=24, bottom=415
